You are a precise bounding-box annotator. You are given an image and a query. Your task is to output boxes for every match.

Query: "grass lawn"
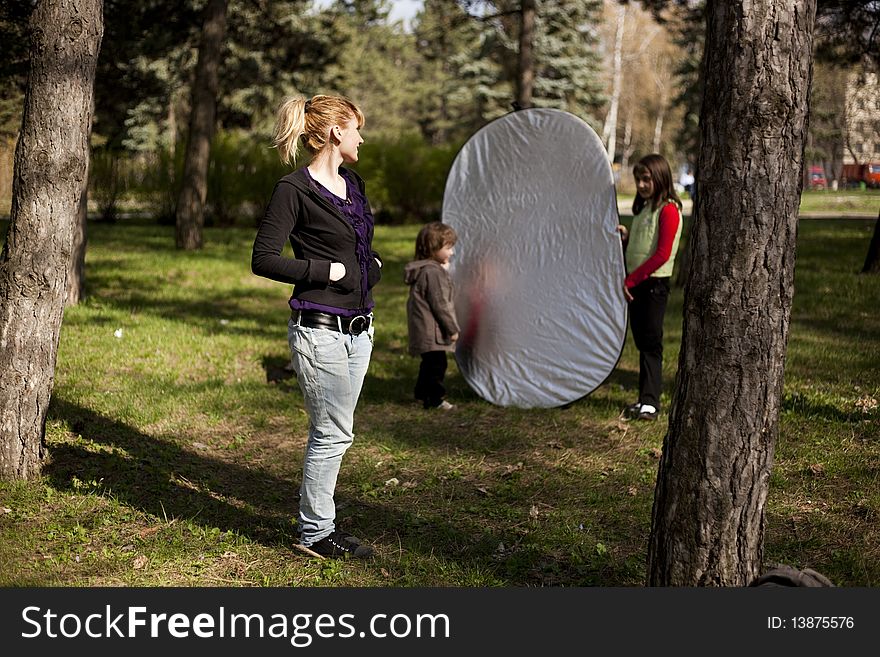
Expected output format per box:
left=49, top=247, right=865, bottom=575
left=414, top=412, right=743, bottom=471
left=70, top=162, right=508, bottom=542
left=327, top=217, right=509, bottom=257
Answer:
left=798, top=189, right=880, bottom=215
left=0, top=216, right=878, bottom=587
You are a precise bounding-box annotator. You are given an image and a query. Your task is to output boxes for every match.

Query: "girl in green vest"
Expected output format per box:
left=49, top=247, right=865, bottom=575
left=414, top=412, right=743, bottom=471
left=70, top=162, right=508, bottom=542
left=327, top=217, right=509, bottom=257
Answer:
left=618, top=154, right=683, bottom=421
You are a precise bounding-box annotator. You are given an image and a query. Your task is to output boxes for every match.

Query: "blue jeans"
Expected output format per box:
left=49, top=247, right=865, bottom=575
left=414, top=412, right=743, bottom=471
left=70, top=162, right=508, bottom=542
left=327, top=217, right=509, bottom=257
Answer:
left=288, top=318, right=373, bottom=546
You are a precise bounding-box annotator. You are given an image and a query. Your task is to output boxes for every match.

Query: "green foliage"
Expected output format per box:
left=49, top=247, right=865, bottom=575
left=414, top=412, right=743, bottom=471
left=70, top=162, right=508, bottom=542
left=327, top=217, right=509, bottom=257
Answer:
left=96, top=130, right=460, bottom=225
left=355, top=133, right=461, bottom=224
left=0, top=1, right=31, bottom=138
left=205, top=132, right=288, bottom=226
left=531, top=0, right=606, bottom=125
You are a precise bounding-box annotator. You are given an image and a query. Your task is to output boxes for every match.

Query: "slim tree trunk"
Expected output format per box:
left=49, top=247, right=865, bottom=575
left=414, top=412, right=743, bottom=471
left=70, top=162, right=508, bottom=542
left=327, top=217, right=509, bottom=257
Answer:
left=175, top=0, right=227, bottom=250
left=652, top=107, right=665, bottom=154
left=620, top=115, right=633, bottom=175
left=66, top=153, right=89, bottom=305
left=647, top=0, right=817, bottom=586
left=602, top=4, right=626, bottom=163
left=515, top=0, right=536, bottom=109
left=861, top=210, right=880, bottom=274
left=0, top=0, right=103, bottom=480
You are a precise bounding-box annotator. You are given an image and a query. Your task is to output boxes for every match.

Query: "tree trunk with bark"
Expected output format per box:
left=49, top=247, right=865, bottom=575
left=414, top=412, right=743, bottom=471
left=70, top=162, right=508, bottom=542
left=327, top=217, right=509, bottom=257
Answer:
left=0, top=0, right=103, bottom=480
left=66, top=154, right=89, bottom=305
left=175, top=0, right=228, bottom=250
left=861, top=210, right=880, bottom=274
left=647, top=0, right=817, bottom=586
left=515, top=0, right=536, bottom=109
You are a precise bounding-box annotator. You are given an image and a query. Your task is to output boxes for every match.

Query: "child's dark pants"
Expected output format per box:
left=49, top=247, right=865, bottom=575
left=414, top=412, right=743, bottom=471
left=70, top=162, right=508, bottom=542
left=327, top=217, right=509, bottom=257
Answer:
left=414, top=351, right=448, bottom=408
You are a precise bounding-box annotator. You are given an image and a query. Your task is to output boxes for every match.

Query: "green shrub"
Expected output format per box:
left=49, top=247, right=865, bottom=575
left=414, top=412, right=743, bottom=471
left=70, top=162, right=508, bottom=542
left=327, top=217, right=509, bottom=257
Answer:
left=99, top=131, right=463, bottom=227
left=205, top=131, right=287, bottom=226
left=355, top=133, right=461, bottom=225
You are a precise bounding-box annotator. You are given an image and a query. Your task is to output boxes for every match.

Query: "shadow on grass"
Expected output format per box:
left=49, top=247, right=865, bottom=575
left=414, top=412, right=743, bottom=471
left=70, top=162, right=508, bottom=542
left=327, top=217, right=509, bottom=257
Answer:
left=45, top=397, right=301, bottom=546
left=781, top=392, right=870, bottom=423
left=44, top=395, right=648, bottom=585
left=76, top=278, right=289, bottom=342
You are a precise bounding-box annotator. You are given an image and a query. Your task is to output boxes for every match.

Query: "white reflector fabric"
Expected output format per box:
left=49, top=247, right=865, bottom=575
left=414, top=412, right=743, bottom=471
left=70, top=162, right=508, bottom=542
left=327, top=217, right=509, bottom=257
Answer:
left=442, top=108, right=627, bottom=408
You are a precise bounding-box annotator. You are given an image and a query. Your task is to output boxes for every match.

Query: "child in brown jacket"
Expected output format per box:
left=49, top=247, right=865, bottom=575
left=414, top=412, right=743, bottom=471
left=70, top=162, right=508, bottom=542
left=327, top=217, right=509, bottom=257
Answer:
left=405, top=222, right=460, bottom=410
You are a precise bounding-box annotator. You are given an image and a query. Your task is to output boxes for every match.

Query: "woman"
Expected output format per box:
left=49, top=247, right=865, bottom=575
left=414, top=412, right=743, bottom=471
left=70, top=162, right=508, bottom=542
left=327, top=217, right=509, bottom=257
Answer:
left=252, top=95, right=382, bottom=558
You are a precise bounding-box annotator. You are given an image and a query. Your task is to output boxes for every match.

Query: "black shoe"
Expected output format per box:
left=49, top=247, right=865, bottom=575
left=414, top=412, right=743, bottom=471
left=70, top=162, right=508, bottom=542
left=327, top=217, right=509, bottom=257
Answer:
left=336, top=530, right=362, bottom=545
left=622, top=402, right=642, bottom=420
left=637, top=408, right=658, bottom=421
left=306, top=531, right=374, bottom=559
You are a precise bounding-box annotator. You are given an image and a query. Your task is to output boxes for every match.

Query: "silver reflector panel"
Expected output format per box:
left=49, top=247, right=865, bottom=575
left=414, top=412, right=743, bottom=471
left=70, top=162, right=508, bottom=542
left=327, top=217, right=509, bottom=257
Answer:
left=443, top=108, right=627, bottom=408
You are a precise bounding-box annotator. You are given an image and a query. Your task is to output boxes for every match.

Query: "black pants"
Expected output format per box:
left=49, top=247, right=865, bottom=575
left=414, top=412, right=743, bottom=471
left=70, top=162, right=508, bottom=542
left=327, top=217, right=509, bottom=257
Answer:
left=628, top=277, right=670, bottom=409
left=414, top=351, right=448, bottom=408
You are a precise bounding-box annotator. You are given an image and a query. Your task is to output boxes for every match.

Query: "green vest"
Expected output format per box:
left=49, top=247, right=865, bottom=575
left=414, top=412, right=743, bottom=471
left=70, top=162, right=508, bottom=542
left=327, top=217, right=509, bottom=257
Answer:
left=625, top=201, right=683, bottom=278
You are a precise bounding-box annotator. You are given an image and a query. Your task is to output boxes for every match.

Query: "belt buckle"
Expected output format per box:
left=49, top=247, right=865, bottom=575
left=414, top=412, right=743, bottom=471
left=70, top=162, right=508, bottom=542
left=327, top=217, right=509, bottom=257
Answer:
left=348, top=314, right=369, bottom=336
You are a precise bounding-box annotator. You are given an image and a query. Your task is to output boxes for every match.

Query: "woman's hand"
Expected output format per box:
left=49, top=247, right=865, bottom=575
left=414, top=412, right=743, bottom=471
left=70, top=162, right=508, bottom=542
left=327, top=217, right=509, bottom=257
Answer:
left=617, top=224, right=628, bottom=242
left=623, top=284, right=633, bottom=303
left=329, top=262, right=346, bottom=282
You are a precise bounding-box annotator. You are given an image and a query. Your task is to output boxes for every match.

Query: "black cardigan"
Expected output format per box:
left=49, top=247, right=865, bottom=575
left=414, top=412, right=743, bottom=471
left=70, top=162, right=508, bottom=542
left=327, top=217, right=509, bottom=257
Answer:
left=251, top=167, right=382, bottom=312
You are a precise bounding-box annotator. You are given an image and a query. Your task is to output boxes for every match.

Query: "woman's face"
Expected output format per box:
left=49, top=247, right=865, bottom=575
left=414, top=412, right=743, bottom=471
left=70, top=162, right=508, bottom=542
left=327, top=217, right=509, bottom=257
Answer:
left=635, top=170, right=655, bottom=200
left=336, top=116, right=364, bottom=163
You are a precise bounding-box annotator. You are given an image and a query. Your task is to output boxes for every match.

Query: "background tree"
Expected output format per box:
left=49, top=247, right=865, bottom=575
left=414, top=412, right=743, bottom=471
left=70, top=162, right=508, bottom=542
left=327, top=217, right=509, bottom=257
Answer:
left=0, top=0, right=103, bottom=480
left=531, top=0, right=605, bottom=124
left=814, top=0, right=880, bottom=66
left=516, top=0, right=536, bottom=108
left=862, top=211, right=880, bottom=274
left=322, top=0, right=423, bottom=138
left=175, top=0, right=228, bottom=250
left=412, top=0, right=484, bottom=143
left=0, top=2, right=31, bottom=138
left=805, top=61, right=846, bottom=183
left=647, top=0, right=817, bottom=585
left=601, top=3, right=625, bottom=163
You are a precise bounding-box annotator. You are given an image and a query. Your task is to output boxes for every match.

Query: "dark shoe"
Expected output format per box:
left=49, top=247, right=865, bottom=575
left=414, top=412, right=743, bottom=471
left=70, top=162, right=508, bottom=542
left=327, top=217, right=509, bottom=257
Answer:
left=622, top=402, right=642, bottom=420
left=336, top=530, right=362, bottom=545
left=637, top=408, right=658, bottom=421
left=306, top=531, right=374, bottom=559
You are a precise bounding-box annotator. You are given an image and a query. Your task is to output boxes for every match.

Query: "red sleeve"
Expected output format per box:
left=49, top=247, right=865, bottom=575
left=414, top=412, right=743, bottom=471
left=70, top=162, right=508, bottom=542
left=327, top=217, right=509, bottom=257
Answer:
left=625, top=203, right=680, bottom=289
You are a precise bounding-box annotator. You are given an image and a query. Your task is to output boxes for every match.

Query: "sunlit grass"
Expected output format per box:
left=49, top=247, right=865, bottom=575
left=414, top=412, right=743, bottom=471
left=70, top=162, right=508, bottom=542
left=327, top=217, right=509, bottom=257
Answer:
left=0, top=217, right=878, bottom=587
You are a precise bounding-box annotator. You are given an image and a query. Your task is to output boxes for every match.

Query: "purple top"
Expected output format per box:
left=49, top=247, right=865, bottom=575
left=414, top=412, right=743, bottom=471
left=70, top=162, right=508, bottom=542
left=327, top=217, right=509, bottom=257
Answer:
left=290, top=167, right=375, bottom=318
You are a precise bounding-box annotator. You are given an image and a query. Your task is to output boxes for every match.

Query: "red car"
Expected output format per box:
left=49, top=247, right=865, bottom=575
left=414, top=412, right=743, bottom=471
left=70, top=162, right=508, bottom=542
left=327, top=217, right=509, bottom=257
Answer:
left=808, top=166, right=827, bottom=190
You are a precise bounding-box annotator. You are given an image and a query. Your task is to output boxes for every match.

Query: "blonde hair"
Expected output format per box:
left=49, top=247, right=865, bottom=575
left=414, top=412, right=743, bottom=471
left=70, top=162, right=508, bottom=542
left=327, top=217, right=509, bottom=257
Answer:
left=272, top=94, right=365, bottom=166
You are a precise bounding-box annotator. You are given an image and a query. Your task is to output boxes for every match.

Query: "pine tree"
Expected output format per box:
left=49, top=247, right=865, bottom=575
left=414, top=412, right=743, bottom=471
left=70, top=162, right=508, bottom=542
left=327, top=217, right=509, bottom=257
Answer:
left=532, top=0, right=605, bottom=126
left=319, top=0, right=422, bottom=138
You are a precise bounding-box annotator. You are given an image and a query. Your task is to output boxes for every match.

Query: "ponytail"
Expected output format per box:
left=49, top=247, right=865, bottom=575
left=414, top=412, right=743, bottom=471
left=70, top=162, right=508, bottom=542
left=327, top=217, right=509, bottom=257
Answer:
left=272, top=94, right=365, bottom=167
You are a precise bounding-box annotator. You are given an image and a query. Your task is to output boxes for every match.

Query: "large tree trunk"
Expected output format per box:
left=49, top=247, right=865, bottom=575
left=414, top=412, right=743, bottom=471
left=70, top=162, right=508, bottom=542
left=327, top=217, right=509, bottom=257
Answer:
left=0, top=0, right=103, bottom=480
left=647, top=0, right=817, bottom=586
left=861, top=210, right=880, bottom=274
left=66, top=153, right=89, bottom=305
left=175, top=0, right=227, bottom=250
left=515, top=0, right=536, bottom=109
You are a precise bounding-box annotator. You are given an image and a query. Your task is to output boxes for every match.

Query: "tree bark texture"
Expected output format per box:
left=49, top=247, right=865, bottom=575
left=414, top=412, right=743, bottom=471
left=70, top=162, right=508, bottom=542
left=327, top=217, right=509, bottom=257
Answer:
left=515, top=0, right=536, bottom=109
left=175, top=0, right=228, bottom=250
left=0, top=0, right=103, bottom=480
left=860, top=210, right=880, bottom=274
left=647, top=0, right=817, bottom=586
left=66, top=153, right=89, bottom=305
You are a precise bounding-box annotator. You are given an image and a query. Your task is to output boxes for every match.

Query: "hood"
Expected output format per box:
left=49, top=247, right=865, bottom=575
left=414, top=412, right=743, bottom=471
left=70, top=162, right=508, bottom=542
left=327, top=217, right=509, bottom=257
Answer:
left=404, top=259, right=439, bottom=285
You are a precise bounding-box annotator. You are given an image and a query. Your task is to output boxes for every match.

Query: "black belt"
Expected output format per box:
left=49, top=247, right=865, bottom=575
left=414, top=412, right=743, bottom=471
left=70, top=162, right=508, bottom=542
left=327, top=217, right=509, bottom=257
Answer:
left=293, top=310, right=372, bottom=336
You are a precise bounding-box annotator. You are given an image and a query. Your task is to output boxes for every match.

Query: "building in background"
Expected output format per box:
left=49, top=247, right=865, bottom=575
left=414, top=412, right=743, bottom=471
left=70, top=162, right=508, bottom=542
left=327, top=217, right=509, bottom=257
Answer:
left=843, top=70, right=880, bottom=187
